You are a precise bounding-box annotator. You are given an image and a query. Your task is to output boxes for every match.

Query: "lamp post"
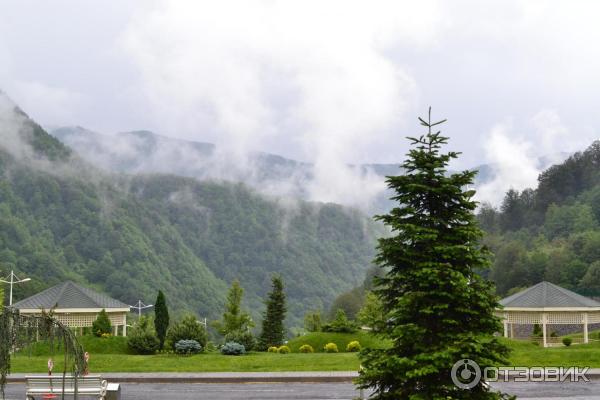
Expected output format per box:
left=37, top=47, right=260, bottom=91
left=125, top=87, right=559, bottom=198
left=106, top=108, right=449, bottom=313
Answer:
left=0, top=270, right=31, bottom=305
left=129, top=300, right=153, bottom=318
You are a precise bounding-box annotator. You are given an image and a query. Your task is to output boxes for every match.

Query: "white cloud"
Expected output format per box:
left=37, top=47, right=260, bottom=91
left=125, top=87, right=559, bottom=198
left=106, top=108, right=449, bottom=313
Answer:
left=475, top=110, right=582, bottom=205
left=475, top=122, right=540, bottom=205
left=120, top=0, right=443, bottom=207
left=7, top=81, right=84, bottom=127
left=2, top=0, right=600, bottom=209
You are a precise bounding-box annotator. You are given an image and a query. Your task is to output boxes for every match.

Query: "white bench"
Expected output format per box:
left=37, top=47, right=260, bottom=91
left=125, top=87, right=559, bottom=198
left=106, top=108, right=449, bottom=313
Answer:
left=25, top=375, right=108, bottom=399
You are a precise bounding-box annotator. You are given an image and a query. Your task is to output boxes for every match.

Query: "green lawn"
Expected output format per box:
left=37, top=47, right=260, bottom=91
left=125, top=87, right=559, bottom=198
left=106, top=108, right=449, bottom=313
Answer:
left=501, top=338, right=600, bottom=367
left=12, top=335, right=600, bottom=373
left=10, top=352, right=360, bottom=373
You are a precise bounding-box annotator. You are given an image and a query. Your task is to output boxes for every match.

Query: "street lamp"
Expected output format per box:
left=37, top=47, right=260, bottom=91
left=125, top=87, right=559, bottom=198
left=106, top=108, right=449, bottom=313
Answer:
left=129, top=300, right=153, bottom=318
left=0, top=270, right=31, bottom=306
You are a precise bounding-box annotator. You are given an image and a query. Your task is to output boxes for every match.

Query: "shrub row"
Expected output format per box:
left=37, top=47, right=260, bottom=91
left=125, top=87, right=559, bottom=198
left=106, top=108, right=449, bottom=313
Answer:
left=267, top=345, right=291, bottom=353
left=292, top=341, right=361, bottom=353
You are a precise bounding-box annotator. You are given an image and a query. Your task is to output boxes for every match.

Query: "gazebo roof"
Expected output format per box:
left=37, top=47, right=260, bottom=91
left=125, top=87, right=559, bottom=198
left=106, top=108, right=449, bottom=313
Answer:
left=12, top=281, right=129, bottom=310
left=499, top=281, right=600, bottom=308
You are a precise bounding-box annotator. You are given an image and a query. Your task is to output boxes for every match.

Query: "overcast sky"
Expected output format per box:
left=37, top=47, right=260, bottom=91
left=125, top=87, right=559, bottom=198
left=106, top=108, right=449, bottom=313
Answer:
left=1, top=1, right=599, bottom=193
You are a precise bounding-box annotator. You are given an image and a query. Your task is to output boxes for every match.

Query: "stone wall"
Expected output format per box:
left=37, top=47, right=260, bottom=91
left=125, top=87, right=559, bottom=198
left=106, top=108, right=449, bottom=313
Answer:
left=511, top=323, right=600, bottom=338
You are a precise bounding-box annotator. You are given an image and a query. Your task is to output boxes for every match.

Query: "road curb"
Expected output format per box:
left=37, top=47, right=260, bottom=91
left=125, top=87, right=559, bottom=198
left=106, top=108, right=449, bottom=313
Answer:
left=104, top=376, right=356, bottom=384
left=6, top=372, right=359, bottom=384
left=9, top=368, right=600, bottom=384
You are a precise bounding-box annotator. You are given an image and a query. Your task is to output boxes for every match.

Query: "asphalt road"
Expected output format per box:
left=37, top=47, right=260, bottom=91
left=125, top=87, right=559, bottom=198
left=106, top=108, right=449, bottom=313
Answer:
left=491, top=381, right=600, bottom=399
left=4, top=382, right=368, bottom=400
left=5, top=381, right=600, bottom=399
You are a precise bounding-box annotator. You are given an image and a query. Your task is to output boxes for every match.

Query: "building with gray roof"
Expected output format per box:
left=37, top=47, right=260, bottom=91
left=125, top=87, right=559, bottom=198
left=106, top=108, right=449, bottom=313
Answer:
left=497, top=281, right=600, bottom=347
left=12, top=281, right=130, bottom=336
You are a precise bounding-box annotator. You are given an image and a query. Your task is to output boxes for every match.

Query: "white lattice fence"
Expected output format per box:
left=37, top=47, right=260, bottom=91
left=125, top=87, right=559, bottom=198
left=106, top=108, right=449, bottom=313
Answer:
left=504, top=312, right=541, bottom=324
left=35, top=312, right=125, bottom=328
left=547, top=312, right=584, bottom=324
left=499, top=311, right=600, bottom=325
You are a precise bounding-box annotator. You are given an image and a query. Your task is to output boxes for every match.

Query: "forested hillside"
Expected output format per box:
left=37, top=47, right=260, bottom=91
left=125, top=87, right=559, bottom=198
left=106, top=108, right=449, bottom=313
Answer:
left=479, top=141, right=600, bottom=297
left=0, top=93, right=380, bottom=328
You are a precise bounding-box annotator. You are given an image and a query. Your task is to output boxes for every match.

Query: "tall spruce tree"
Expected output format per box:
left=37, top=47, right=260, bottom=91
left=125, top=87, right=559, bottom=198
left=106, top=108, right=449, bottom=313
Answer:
left=154, top=290, right=170, bottom=350
left=259, top=275, right=287, bottom=349
left=358, top=109, right=511, bottom=399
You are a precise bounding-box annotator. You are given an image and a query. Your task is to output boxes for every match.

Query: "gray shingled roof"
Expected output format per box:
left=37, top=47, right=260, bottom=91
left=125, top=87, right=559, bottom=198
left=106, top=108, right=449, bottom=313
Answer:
left=499, top=281, right=600, bottom=308
left=11, top=281, right=129, bottom=310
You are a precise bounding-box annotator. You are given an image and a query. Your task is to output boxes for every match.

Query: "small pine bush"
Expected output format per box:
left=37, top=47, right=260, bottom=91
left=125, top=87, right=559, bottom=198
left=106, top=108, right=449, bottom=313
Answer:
left=267, top=346, right=278, bottom=353
left=175, top=339, right=202, bottom=355
left=277, top=345, right=291, bottom=354
left=221, top=342, right=246, bottom=355
left=92, top=309, right=112, bottom=337
left=127, top=316, right=160, bottom=355
left=346, top=340, right=361, bottom=352
left=167, top=314, right=208, bottom=350
left=321, top=309, right=357, bottom=333
left=562, top=337, right=572, bottom=347
left=299, top=344, right=314, bottom=353
left=324, top=342, right=338, bottom=353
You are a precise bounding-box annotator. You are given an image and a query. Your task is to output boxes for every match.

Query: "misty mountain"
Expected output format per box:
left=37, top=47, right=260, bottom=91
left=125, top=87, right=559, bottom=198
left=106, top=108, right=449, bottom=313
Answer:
left=52, top=126, right=315, bottom=199
left=52, top=126, right=513, bottom=211
left=0, top=94, right=382, bottom=329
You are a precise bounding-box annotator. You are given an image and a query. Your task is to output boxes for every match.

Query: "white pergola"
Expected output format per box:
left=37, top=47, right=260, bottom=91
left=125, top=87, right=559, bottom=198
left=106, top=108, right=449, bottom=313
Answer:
left=11, top=281, right=130, bottom=336
left=497, top=281, right=600, bottom=347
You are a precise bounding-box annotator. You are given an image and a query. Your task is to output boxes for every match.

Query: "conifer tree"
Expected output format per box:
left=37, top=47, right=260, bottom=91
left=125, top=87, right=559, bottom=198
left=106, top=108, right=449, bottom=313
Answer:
left=213, top=280, right=253, bottom=336
left=154, top=290, right=170, bottom=350
left=358, top=109, right=511, bottom=399
left=259, top=275, right=287, bottom=349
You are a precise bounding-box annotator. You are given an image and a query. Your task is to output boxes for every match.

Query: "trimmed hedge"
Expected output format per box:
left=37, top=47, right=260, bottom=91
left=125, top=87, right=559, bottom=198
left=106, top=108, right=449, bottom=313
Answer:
left=175, top=340, right=202, bottom=355
left=346, top=340, right=361, bottom=352
left=299, top=344, right=314, bottom=353
left=324, top=342, right=339, bottom=353
left=277, top=346, right=291, bottom=354
left=221, top=342, right=246, bottom=355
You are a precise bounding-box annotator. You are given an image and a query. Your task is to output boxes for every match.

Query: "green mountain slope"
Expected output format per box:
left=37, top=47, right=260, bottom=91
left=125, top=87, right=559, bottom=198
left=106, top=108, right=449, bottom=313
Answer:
left=127, top=175, right=380, bottom=324
left=0, top=94, right=380, bottom=328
